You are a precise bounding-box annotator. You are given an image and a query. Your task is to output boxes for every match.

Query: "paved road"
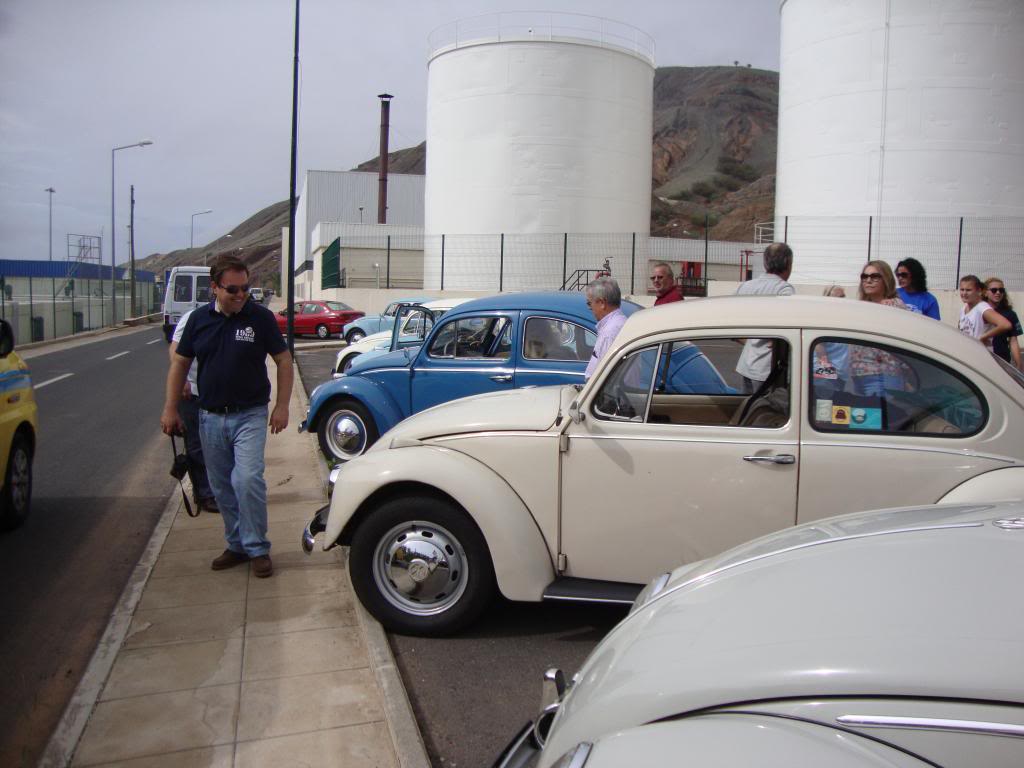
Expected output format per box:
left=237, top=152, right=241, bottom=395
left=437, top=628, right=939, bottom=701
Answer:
left=0, top=327, right=174, bottom=768
left=295, top=347, right=627, bottom=767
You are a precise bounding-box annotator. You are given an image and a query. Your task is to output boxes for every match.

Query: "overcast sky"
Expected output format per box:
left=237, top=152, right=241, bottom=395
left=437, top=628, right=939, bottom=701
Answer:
left=0, top=0, right=780, bottom=265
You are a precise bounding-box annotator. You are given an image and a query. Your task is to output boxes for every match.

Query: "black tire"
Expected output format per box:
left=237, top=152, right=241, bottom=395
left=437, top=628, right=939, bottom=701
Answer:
left=341, top=352, right=360, bottom=373
left=315, top=324, right=330, bottom=339
left=349, top=495, right=496, bottom=636
left=346, top=328, right=366, bottom=344
left=0, top=433, right=32, bottom=531
left=316, top=399, right=379, bottom=462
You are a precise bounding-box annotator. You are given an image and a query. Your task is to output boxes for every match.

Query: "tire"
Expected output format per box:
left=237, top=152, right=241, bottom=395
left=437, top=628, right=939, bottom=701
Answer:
left=315, top=324, right=330, bottom=339
left=0, top=433, right=32, bottom=531
left=341, top=352, right=360, bottom=373
left=349, top=495, right=496, bottom=636
left=346, top=328, right=366, bottom=344
left=316, top=399, right=378, bottom=463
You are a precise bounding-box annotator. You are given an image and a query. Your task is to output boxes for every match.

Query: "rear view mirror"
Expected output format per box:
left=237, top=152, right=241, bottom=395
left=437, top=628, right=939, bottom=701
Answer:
left=0, top=319, right=13, bottom=357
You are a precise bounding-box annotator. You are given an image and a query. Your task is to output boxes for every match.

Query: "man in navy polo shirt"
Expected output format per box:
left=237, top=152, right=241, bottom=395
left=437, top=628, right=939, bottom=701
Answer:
left=161, top=255, right=293, bottom=578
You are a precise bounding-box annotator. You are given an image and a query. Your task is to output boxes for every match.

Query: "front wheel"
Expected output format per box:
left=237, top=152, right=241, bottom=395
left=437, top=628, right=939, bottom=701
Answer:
left=349, top=496, right=496, bottom=636
left=345, top=328, right=366, bottom=344
left=316, top=399, right=378, bottom=462
left=0, top=434, right=32, bottom=531
left=315, top=324, right=330, bottom=339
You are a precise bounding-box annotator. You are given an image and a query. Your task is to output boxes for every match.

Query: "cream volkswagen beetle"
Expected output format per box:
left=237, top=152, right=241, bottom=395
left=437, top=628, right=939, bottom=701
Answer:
left=302, top=296, right=1024, bottom=635
left=496, top=501, right=1024, bottom=767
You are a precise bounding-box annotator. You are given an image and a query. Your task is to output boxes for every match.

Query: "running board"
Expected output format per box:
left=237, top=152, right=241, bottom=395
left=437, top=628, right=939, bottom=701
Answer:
left=542, top=577, right=642, bottom=605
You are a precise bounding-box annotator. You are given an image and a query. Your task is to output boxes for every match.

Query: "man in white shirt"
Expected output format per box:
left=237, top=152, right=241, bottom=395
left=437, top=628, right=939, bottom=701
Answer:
left=735, top=243, right=795, bottom=392
left=585, top=277, right=628, bottom=380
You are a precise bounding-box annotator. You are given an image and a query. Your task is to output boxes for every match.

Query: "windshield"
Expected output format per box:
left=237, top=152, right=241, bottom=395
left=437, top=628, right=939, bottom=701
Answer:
left=325, top=301, right=352, bottom=311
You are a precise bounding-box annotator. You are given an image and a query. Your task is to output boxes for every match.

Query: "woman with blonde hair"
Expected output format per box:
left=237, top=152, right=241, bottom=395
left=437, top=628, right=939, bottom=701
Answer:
left=983, top=277, right=1022, bottom=369
left=857, top=260, right=907, bottom=308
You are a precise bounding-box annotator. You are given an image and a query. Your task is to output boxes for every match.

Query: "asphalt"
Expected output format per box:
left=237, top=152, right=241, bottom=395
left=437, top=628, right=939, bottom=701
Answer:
left=39, top=346, right=429, bottom=768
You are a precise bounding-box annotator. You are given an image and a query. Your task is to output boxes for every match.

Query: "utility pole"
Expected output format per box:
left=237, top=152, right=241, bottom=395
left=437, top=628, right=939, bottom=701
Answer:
left=129, top=185, right=137, bottom=317
left=377, top=93, right=393, bottom=224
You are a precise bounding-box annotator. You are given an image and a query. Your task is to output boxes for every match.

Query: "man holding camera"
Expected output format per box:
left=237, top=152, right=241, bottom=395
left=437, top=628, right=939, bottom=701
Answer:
left=160, top=255, right=293, bottom=578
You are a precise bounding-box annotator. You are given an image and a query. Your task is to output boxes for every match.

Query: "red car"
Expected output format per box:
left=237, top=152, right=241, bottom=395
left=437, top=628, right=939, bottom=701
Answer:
left=275, top=301, right=364, bottom=339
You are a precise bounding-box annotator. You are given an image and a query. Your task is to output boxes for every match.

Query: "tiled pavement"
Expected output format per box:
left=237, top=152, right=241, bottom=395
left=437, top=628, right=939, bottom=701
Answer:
left=42, top=357, right=427, bottom=767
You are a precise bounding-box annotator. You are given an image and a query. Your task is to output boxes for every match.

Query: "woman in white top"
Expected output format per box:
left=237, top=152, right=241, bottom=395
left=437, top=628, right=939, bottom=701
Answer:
left=958, top=274, right=1010, bottom=346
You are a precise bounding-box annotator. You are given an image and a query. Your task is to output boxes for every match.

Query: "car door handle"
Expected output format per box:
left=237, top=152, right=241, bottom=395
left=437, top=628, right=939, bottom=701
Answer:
left=490, top=374, right=512, bottom=382
left=743, top=454, right=796, bottom=465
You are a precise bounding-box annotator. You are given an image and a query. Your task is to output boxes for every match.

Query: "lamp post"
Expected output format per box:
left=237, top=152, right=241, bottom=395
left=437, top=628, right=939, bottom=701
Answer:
left=191, top=208, right=213, bottom=252
left=358, top=206, right=364, bottom=223
left=111, top=140, right=152, bottom=325
left=45, top=187, right=55, bottom=261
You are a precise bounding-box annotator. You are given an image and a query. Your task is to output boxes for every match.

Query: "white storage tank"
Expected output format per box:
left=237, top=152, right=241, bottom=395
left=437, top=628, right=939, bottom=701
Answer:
left=423, top=12, right=655, bottom=290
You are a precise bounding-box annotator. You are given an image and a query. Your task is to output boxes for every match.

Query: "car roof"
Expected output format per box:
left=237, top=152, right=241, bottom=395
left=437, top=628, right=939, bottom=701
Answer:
left=442, top=291, right=640, bottom=319
left=619, top=295, right=1003, bottom=375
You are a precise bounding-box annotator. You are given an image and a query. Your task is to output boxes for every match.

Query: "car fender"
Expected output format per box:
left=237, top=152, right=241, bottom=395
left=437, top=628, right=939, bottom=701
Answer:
left=325, top=445, right=555, bottom=602
left=347, top=317, right=380, bottom=335
left=306, top=376, right=404, bottom=435
left=937, top=466, right=1024, bottom=504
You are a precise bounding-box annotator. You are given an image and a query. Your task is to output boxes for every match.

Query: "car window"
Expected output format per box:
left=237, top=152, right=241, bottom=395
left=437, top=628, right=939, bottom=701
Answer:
left=325, top=301, right=351, bottom=311
left=594, top=337, right=788, bottom=427
left=429, top=316, right=512, bottom=360
left=196, top=282, right=211, bottom=302
left=809, top=338, right=985, bottom=436
left=523, top=317, right=595, bottom=361
left=173, top=274, right=192, bottom=302
left=302, top=303, right=324, bottom=315
left=383, top=303, right=398, bottom=317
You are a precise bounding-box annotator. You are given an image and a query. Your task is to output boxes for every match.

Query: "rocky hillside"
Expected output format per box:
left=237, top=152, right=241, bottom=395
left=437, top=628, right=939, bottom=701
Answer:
left=139, top=65, right=778, bottom=277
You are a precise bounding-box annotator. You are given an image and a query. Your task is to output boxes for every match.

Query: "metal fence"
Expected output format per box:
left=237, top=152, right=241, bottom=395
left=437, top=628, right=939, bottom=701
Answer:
left=0, top=276, right=160, bottom=346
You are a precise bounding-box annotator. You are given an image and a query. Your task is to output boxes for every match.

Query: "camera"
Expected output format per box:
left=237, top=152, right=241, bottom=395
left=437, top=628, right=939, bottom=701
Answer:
left=170, top=452, right=189, bottom=481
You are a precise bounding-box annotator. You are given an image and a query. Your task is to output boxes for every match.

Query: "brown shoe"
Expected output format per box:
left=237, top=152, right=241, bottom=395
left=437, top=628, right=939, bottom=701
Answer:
left=252, top=555, right=273, bottom=578
left=200, top=498, right=220, bottom=514
left=211, top=549, right=249, bottom=571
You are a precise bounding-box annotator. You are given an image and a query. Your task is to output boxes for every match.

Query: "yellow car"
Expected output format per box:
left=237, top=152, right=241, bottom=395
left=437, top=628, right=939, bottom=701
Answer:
left=0, top=319, right=36, bottom=530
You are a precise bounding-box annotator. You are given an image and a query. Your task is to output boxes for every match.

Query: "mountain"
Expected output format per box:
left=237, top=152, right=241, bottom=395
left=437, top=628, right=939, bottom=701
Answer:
left=138, top=65, right=778, bottom=278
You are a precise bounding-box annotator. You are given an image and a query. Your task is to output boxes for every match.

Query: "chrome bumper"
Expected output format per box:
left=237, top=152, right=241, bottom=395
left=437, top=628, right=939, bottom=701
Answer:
left=298, top=408, right=309, bottom=433
left=300, top=504, right=330, bottom=554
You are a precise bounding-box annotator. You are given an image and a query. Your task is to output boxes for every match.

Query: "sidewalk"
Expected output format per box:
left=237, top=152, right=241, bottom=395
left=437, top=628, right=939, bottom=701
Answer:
left=41, top=359, right=428, bottom=767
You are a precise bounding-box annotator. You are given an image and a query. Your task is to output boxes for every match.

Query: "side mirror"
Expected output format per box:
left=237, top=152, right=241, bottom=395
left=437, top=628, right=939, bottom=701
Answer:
left=0, top=320, right=13, bottom=357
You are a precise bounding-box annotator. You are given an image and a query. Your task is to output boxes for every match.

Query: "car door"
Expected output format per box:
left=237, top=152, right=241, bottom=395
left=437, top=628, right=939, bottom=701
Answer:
left=797, top=330, right=1005, bottom=523
left=299, top=301, right=325, bottom=334
left=559, top=331, right=801, bottom=585
left=410, top=312, right=518, bottom=413
left=515, top=314, right=596, bottom=388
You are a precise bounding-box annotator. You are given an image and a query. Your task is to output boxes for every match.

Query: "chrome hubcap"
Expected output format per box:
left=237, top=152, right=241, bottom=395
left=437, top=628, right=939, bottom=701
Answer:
left=372, top=520, right=468, bottom=615
left=326, top=410, right=366, bottom=460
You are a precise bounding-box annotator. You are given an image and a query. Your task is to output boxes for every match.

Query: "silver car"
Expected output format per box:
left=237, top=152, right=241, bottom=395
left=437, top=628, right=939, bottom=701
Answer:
left=497, top=502, right=1024, bottom=767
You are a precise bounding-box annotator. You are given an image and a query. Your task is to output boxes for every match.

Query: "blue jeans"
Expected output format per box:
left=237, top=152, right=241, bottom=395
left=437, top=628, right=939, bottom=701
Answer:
left=199, top=405, right=270, bottom=557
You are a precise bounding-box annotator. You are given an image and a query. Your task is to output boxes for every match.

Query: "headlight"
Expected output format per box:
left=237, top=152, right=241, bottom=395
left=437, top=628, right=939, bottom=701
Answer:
left=550, top=742, right=592, bottom=768
left=629, top=572, right=670, bottom=615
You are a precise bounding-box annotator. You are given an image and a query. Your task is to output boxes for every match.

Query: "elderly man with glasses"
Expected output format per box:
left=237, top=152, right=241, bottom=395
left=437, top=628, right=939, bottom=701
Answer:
left=584, top=276, right=628, bottom=380
left=161, top=255, right=293, bottom=578
left=650, top=261, right=685, bottom=305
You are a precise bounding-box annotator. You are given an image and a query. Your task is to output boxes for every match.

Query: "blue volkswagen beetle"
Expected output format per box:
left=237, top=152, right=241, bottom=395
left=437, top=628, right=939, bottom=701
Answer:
left=340, top=296, right=432, bottom=344
left=301, top=292, right=730, bottom=462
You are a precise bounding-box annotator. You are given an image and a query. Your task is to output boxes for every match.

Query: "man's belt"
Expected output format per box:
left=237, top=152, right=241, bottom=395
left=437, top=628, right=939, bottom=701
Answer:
left=201, top=404, right=252, bottom=414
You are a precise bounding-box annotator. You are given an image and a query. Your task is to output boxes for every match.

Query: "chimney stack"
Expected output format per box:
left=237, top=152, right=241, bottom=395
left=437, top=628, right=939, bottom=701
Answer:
left=377, top=93, right=393, bottom=225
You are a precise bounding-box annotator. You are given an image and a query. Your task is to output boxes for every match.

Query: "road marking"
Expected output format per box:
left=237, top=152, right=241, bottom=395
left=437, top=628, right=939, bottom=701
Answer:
left=35, top=373, right=74, bottom=389
left=106, top=351, right=130, bottom=360
left=146, top=338, right=162, bottom=345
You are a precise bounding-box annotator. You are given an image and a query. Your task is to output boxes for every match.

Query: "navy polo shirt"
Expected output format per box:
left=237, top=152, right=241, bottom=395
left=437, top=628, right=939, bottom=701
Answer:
left=176, top=299, right=287, bottom=411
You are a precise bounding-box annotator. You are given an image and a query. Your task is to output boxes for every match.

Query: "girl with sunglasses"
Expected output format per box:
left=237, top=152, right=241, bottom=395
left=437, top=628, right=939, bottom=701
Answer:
left=895, top=257, right=941, bottom=320
left=958, top=275, right=1010, bottom=347
left=857, top=260, right=908, bottom=308
left=850, top=261, right=912, bottom=396
left=984, top=277, right=1023, bottom=370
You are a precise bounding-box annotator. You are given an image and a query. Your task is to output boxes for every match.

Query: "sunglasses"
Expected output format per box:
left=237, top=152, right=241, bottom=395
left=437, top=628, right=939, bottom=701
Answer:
left=988, top=287, right=1006, bottom=294
left=650, top=275, right=668, bottom=281
left=218, top=283, right=251, bottom=295
left=895, top=271, right=911, bottom=278
left=860, top=273, right=883, bottom=282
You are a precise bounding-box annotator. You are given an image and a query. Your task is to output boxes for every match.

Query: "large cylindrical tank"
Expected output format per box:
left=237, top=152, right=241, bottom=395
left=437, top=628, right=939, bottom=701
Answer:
left=776, top=0, right=1024, bottom=219
left=423, top=13, right=655, bottom=290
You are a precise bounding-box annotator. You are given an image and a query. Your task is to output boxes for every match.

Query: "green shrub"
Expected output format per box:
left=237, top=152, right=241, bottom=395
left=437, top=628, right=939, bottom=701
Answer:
left=716, top=156, right=760, bottom=182
left=713, top=175, right=742, bottom=192
left=690, top=181, right=717, bottom=199
left=669, top=190, right=693, bottom=201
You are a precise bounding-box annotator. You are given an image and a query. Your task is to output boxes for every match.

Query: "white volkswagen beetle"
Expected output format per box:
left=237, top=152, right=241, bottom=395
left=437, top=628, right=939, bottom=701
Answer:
left=496, top=501, right=1024, bottom=767
left=302, top=296, right=1024, bottom=635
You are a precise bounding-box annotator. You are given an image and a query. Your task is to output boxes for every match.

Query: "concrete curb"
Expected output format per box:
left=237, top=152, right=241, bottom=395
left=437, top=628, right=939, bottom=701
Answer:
left=295, top=363, right=430, bottom=768
left=37, top=485, right=183, bottom=767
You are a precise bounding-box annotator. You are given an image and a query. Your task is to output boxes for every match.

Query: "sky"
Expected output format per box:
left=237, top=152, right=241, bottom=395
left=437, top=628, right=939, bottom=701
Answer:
left=0, top=0, right=780, bottom=265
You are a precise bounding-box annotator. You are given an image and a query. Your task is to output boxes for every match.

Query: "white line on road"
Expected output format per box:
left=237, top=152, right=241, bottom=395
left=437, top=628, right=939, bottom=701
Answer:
left=106, top=351, right=130, bottom=360
left=35, top=373, right=74, bottom=389
left=146, top=338, right=162, bottom=345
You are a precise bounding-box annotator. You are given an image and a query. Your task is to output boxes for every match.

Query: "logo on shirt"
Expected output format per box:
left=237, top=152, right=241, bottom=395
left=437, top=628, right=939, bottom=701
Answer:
left=235, top=326, right=255, bottom=343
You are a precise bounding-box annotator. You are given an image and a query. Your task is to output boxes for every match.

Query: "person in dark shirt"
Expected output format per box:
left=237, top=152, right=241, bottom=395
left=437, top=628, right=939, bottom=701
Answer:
left=984, top=277, right=1023, bottom=370
left=651, top=262, right=685, bottom=305
left=161, top=255, right=293, bottom=578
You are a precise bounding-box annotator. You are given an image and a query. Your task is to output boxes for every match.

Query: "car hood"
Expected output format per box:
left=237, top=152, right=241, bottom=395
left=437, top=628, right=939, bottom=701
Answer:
left=371, top=385, right=573, bottom=449
left=542, top=502, right=1024, bottom=759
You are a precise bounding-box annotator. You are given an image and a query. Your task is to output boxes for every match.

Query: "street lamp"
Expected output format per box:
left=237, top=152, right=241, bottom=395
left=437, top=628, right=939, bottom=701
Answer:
left=111, top=139, right=152, bottom=325
left=358, top=206, right=364, bottom=223
left=191, top=208, right=213, bottom=251
left=45, top=187, right=55, bottom=261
